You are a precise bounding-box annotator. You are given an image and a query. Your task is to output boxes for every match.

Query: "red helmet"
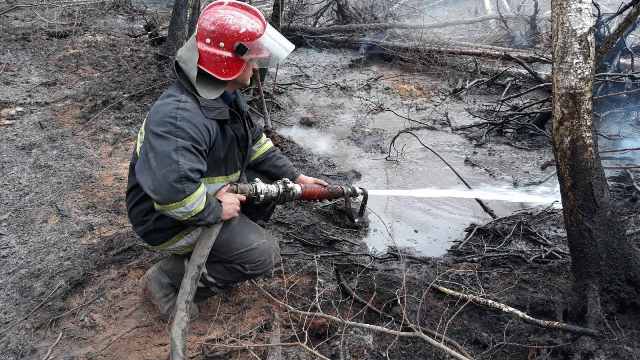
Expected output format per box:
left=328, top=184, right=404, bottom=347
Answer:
left=195, top=0, right=294, bottom=81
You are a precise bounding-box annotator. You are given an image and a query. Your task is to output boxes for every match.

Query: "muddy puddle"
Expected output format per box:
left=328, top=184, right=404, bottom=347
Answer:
left=274, top=48, right=558, bottom=256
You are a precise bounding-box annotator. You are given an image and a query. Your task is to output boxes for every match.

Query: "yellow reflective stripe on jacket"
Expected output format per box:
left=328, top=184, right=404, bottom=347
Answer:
left=153, top=183, right=207, bottom=220
left=203, top=171, right=241, bottom=194
left=135, top=116, right=147, bottom=157
left=146, top=227, right=202, bottom=254
left=250, top=134, right=274, bottom=162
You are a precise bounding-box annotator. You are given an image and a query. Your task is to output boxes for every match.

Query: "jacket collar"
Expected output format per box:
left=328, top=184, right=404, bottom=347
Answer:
left=199, top=96, right=231, bottom=120
left=197, top=89, right=249, bottom=121
left=174, top=68, right=231, bottom=120
left=175, top=66, right=249, bottom=121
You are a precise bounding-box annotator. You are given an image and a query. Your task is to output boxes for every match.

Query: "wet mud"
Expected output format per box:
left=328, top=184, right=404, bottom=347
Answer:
left=1, top=4, right=640, bottom=360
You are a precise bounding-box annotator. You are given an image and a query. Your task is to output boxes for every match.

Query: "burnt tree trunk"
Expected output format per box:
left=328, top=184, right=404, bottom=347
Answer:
left=271, top=0, right=283, bottom=30
left=164, top=0, right=201, bottom=58
left=551, top=0, right=640, bottom=324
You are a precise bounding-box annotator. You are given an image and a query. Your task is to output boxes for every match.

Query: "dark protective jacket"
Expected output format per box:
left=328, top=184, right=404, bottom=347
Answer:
left=126, top=80, right=299, bottom=253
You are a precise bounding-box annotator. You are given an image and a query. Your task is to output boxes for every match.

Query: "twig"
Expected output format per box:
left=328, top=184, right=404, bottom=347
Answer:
left=597, top=2, right=640, bottom=62
left=43, top=293, right=102, bottom=327
left=204, top=341, right=331, bottom=360
left=254, top=282, right=474, bottom=360
left=0, top=281, right=64, bottom=337
left=386, top=130, right=497, bottom=219
left=109, top=243, right=139, bottom=256
left=500, top=81, right=513, bottom=100
left=32, top=9, right=72, bottom=25
left=0, top=0, right=110, bottom=16
left=604, top=165, right=640, bottom=169
left=96, top=323, right=152, bottom=354
left=42, top=332, right=63, bottom=360
left=601, top=146, right=640, bottom=153
left=500, top=83, right=551, bottom=102
left=625, top=169, right=640, bottom=195
left=255, top=73, right=272, bottom=130
left=593, top=86, right=640, bottom=100
left=505, top=54, right=548, bottom=83
left=79, top=81, right=169, bottom=130
left=432, top=284, right=600, bottom=337
left=336, top=271, right=385, bottom=317
left=521, top=171, right=557, bottom=186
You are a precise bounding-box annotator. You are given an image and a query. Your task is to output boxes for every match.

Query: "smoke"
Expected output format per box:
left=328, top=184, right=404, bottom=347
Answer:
left=593, top=11, right=640, bottom=165
left=279, top=126, right=336, bottom=155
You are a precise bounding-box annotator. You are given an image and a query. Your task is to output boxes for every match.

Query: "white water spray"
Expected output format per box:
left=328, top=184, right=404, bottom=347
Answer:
left=367, top=186, right=561, bottom=206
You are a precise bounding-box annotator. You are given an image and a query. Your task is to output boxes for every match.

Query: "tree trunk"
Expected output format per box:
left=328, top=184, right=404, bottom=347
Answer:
left=164, top=0, right=201, bottom=58
left=271, top=0, right=283, bottom=30
left=551, top=0, right=640, bottom=324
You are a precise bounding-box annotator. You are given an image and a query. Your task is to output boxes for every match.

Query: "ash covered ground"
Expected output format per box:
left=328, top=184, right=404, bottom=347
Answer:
left=1, top=3, right=640, bottom=360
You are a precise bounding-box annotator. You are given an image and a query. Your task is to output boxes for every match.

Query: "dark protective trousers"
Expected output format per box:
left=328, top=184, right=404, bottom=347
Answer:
left=190, top=171, right=280, bottom=301
left=192, top=211, right=279, bottom=301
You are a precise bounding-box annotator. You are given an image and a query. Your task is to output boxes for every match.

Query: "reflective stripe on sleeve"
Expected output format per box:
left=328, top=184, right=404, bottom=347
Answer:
left=135, top=116, right=148, bottom=157
left=249, top=134, right=274, bottom=162
left=203, top=171, right=241, bottom=194
left=153, top=183, right=207, bottom=220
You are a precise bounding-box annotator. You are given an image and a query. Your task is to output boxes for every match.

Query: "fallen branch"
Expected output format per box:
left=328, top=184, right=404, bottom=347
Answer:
left=96, top=323, right=152, bottom=354
left=593, top=86, right=640, bottom=100
left=41, top=332, right=63, bottom=360
left=432, top=284, right=600, bottom=337
left=336, top=270, right=385, bottom=317
left=604, top=165, right=640, bottom=169
left=170, top=223, right=224, bottom=360
left=601, top=146, right=640, bottom=153
left=0, top=0, right=110, bottom=16
left=282, top=15, right=527, bottom=35
left=625, top=170, right=640, bottom=195
left=305, top=37, right=550, bottom=64
left=500, top=82, right=551, bottom=102
left=597, top=2, right=640, bottom=62
left=41, top=292, right=102, bottom=328
left=505, top=54, right=549, bottom=83
left=203, top=340, right=331, bottom=360
left=335, top=271, right=473, bottom=358
left=254, top=72, right=272, bottom=131
left=254, top=282, right=474, bottom=360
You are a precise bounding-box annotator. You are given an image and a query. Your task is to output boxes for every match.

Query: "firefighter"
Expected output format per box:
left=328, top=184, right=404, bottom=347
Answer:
left=126, top=0, right=326, bottom=319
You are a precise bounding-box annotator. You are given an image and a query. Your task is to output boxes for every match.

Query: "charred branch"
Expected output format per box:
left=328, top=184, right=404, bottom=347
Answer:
left=433, top=284, right=600, bottom=336
left=597, top=3, right=640, bottom=63
left=281, top=15, right=528, bottom=35
left=294, top=36, right=550, bottom=64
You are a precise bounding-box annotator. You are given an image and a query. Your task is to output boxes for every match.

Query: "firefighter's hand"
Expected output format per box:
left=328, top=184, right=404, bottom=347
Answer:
left=216, top=185, right=246, bottom=221
left=295, top=174, right=328, bottom=186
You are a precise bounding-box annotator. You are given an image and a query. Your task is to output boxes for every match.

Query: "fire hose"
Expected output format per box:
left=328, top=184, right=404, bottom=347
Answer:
left=170, top=179, right=368, bottom=359
left=230, top=178, right=368, bottom=223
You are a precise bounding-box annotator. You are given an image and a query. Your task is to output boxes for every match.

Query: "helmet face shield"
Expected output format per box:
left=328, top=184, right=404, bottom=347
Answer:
left=238, top=24, right=295, bottom=68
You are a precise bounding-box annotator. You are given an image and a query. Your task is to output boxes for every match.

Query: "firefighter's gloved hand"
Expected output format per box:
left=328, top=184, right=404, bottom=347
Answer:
left=216, top=185, right=246, bottom=220
left=295, top=174, right=328, bottom=186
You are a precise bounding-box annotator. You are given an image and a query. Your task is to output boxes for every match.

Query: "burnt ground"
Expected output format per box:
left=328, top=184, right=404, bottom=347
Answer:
left=1, top=4, right=640, bottom=360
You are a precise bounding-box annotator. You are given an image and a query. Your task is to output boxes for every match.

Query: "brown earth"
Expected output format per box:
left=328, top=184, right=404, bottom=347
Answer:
left=2, top=3, right=640, bottom=360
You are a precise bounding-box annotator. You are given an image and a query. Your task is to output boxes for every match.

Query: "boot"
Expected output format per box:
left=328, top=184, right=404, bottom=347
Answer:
left=140, top=255, right=199, bottom=320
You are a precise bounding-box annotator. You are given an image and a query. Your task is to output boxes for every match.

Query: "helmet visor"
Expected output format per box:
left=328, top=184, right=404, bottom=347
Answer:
left=239, top=24, right=295, bottom=68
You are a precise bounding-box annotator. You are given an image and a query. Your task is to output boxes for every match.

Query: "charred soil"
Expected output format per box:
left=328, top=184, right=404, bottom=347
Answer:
left=1, top=4, right=640, bottom=360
